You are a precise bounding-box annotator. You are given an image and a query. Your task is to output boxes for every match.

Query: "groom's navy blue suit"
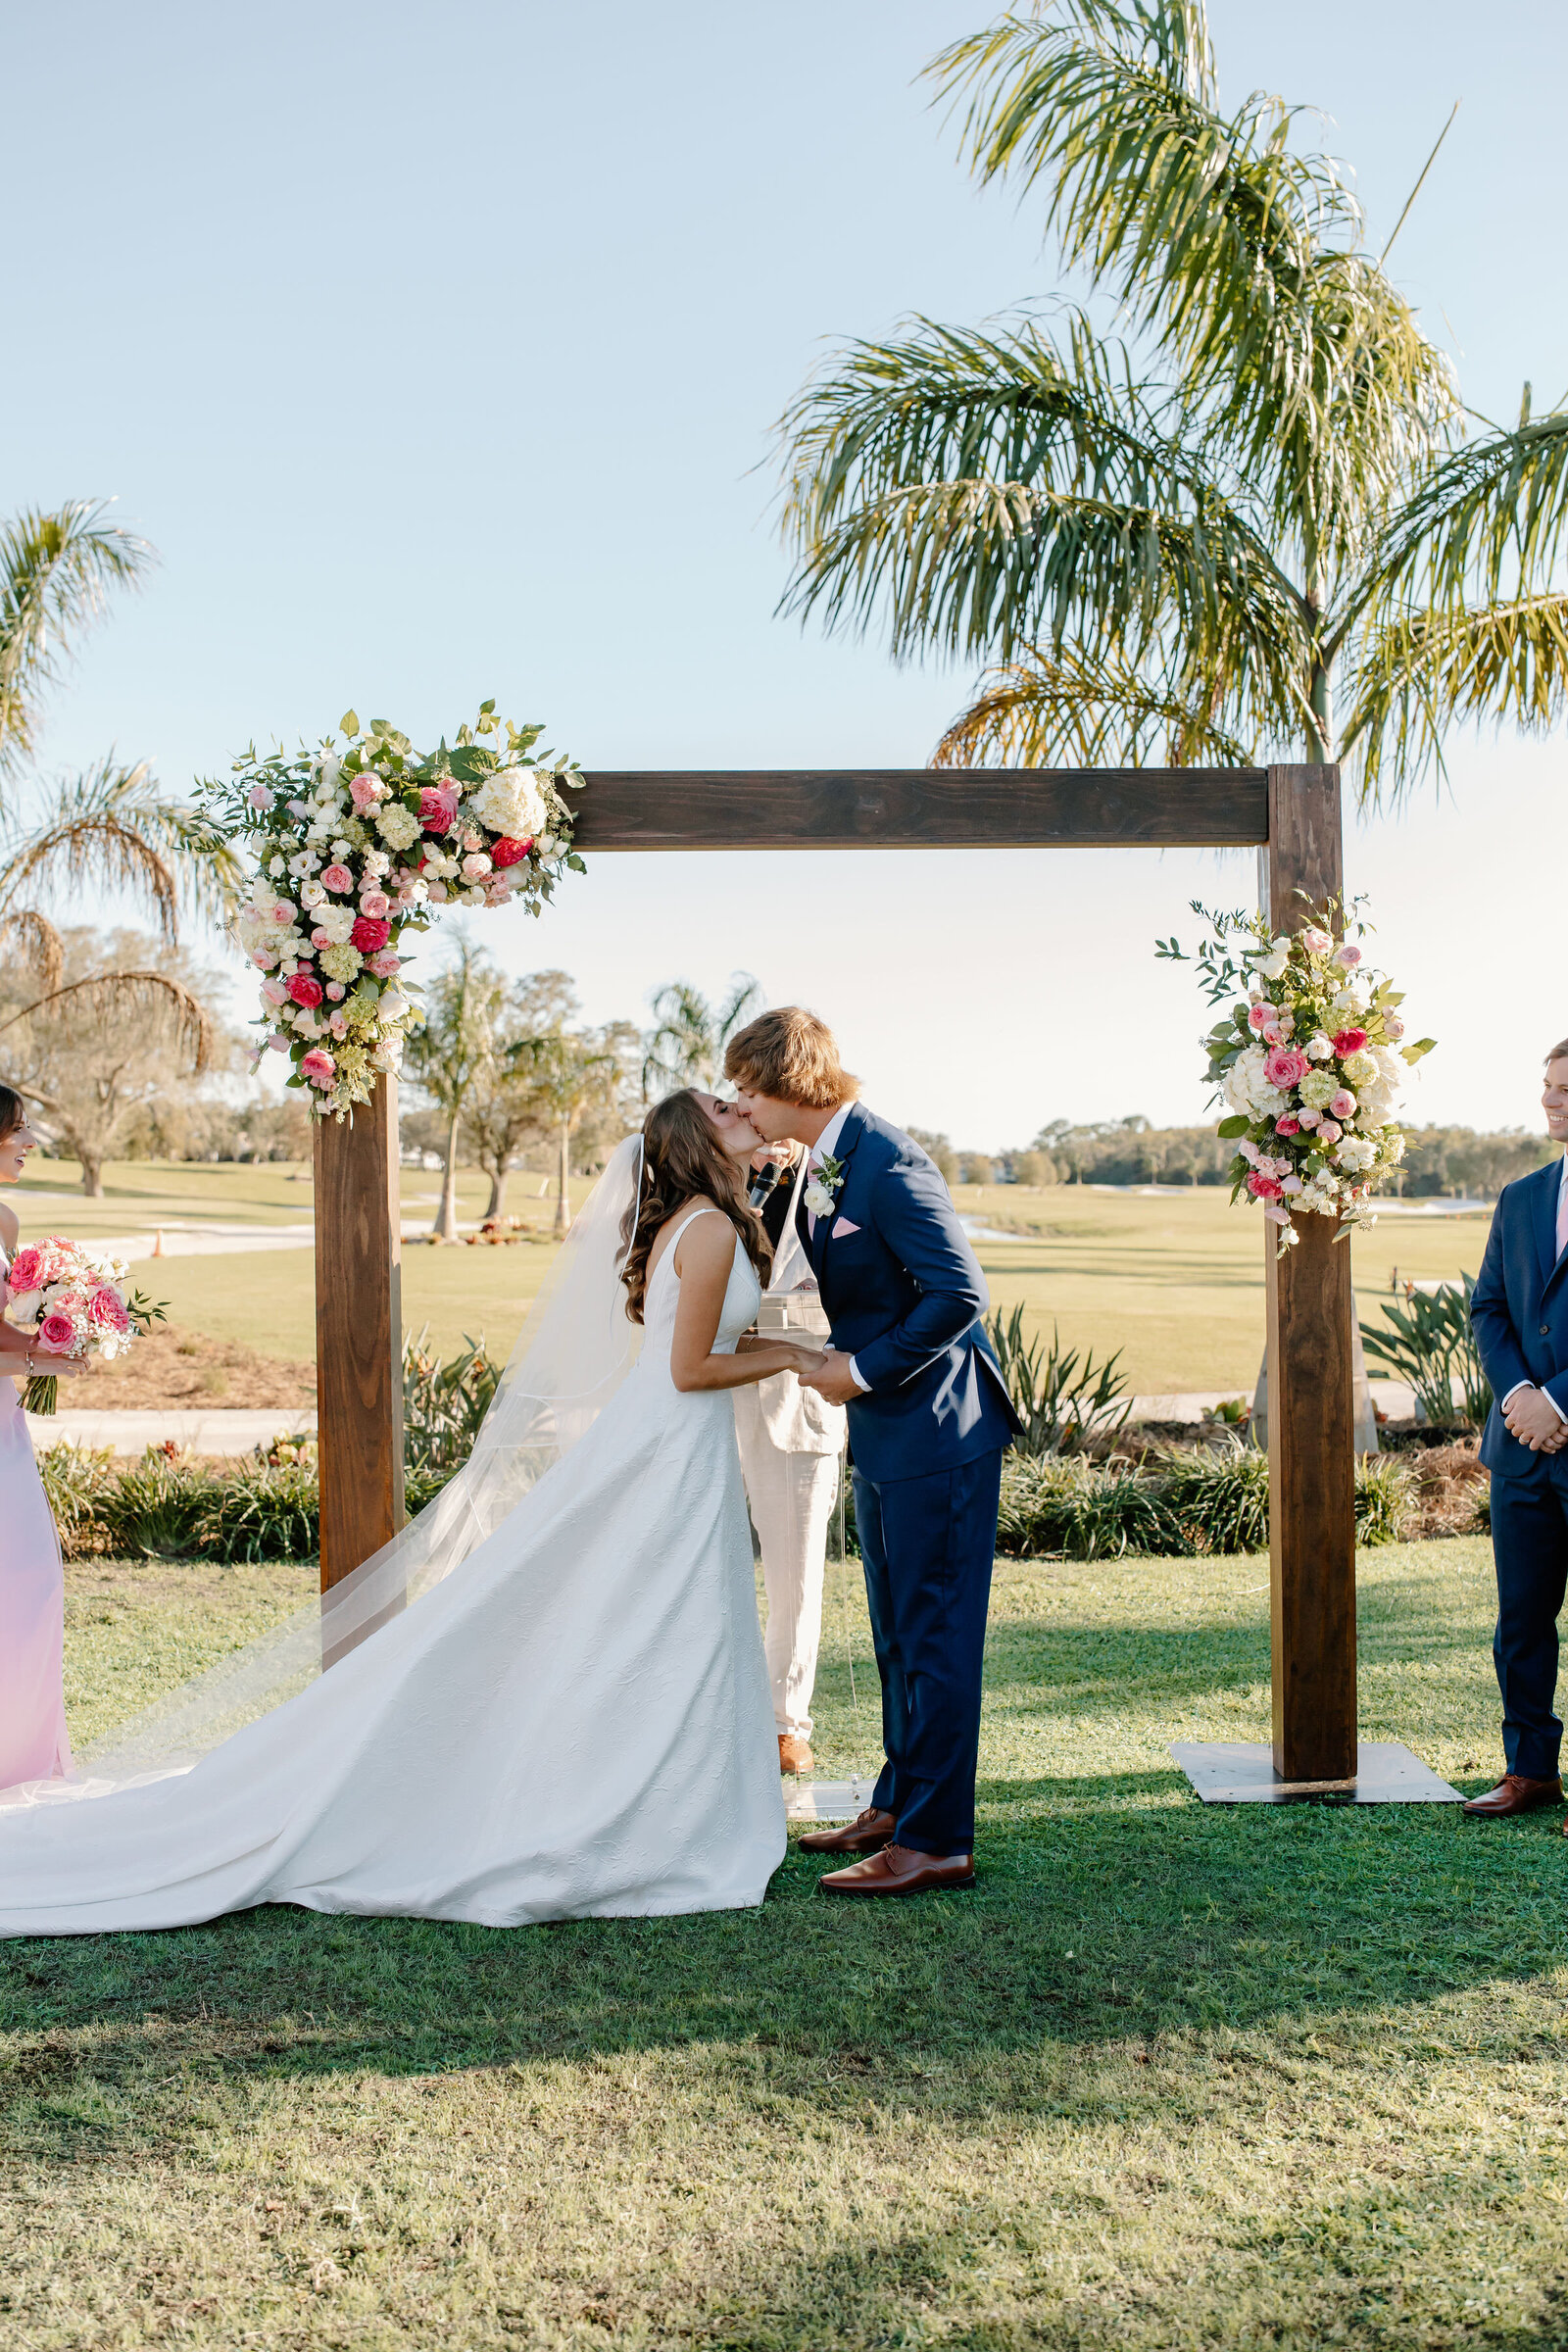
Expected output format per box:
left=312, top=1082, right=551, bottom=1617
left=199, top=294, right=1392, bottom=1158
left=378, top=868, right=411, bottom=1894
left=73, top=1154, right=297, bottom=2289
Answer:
left=1471, top=1154, right=1568, bottom=1779
left=800, top=1103, right=1021, bottom=1854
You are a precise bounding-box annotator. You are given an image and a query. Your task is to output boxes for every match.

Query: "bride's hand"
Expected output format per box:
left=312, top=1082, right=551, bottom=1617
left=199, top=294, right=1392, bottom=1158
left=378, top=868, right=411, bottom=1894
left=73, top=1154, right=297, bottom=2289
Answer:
left=783, top=1346, right=826, bottom=1376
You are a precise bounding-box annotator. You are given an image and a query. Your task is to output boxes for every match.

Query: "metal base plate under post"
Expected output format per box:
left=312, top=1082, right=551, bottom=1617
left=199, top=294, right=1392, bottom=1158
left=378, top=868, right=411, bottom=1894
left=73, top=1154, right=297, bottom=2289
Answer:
left=1172, top=1740, right=1463, bottom=1805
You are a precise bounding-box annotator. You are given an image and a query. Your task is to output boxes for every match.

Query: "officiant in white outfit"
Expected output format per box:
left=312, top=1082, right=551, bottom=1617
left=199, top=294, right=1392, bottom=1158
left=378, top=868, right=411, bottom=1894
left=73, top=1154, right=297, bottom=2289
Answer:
left=733, top=1141, right=846, bottom=1775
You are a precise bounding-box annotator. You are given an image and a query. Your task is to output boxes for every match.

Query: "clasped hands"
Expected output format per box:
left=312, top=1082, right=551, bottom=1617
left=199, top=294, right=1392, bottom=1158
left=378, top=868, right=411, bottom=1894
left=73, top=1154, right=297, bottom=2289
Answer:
left=1503, top=1385, right=1568, bottom=1453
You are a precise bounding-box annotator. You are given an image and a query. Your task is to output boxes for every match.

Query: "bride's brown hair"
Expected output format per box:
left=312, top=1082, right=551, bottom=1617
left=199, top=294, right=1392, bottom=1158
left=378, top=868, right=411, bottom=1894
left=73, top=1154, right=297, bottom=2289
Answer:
left=619, top=1090, right=772, bottom=1326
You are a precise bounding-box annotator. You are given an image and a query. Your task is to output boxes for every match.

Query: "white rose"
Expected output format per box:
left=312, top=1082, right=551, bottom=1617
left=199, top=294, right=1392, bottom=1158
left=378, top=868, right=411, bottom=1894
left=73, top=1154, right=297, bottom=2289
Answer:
left=1257, top=945, right=1291, bottom=981
left=1304, top=1033, right=1335, bottom=1060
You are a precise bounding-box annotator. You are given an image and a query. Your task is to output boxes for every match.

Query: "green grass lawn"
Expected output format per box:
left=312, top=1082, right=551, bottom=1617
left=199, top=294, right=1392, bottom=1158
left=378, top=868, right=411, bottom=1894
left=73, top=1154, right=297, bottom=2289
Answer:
left=7, top=1534, right=1568, bottom=2348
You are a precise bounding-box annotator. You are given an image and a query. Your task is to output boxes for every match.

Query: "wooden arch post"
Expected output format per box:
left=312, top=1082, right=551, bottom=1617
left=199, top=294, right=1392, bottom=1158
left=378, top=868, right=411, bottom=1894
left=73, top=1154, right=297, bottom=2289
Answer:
left=314, top=761, right=1358, bottom=1790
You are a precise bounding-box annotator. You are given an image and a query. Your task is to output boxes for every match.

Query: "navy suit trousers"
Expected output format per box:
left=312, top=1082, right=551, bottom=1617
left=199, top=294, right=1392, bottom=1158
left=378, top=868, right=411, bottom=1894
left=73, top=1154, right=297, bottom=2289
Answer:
left=1491, top=1464, right=1568, bottom=1780
left=853, top=1449, right=1003, bottom=1854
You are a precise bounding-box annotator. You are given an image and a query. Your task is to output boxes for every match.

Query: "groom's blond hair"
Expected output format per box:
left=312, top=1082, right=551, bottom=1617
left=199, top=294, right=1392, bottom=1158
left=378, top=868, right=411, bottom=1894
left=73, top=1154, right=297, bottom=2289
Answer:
left=724, top=1007, right=858, bottom=1109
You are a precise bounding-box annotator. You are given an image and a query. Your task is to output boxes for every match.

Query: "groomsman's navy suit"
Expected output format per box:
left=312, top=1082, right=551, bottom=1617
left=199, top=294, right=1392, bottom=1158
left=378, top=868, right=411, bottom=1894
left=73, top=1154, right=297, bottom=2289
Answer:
left=1470, top=1153, right=1568, bottom=1780
left=799, top=1103, right=1022, bottom=1854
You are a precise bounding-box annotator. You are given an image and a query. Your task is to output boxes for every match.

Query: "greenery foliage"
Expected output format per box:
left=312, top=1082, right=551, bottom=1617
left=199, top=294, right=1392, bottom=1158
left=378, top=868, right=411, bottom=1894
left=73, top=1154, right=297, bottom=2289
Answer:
left=401, top=1323, right=499, bottom=1476
left=38, top=1444, right=454, bottom=1565
left=1360, top=1271, right=1494, bottom=1427
left=984, top=1300, right=1131, bottom=1455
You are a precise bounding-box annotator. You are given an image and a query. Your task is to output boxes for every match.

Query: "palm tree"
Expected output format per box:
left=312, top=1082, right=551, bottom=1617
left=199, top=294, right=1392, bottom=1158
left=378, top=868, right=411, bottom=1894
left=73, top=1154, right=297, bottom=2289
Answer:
left=776, top=3, right=1568, bottom=802
left=0, top=504, right=237, bottom=1166
left=510, top=1026, right=628, bottom=1237
left=403, top=938, right=506, bottom=1243
left=641, top=974, right=762, bottom=1102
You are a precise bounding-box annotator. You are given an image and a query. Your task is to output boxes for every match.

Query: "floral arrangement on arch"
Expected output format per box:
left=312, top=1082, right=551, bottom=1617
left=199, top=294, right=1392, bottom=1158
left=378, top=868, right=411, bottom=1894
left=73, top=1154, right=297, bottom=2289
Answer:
left=8, top=1236, right=166, bottom=1413
left=198, top=704, right=584, bottom=1120
left=1156, top=898, right=1435, bottom=1254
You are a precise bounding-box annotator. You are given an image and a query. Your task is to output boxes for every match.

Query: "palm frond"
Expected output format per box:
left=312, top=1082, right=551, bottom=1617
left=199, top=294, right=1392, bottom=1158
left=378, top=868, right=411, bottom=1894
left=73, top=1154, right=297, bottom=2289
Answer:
left=0, top=501, right=154, bottom=780
left=927, top=5, right=1457, bottom=558
left=0, top=759, right=241, bottom=942
left=0, top=908, right=64, bottom=992
left=1340, top=594, right=1568, bottom=806
left=777, top=312, right=1302, bottom=666
left=932, top=641, right=1255, bottom=768
left=1363, top=407, right=1568, bottom=620
left=0, top=971, right=212, bottom=1071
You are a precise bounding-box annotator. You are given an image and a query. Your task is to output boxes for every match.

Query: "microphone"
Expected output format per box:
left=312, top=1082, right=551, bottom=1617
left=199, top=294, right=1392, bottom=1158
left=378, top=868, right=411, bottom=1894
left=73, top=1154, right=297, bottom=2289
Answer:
left=748, top=1159, right=784, bottom=1210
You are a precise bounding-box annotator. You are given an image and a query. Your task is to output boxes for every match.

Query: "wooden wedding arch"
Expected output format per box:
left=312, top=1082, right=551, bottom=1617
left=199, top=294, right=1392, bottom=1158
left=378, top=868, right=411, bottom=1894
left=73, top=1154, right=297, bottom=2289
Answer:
left=313, top=760, right=1355, bottom=1787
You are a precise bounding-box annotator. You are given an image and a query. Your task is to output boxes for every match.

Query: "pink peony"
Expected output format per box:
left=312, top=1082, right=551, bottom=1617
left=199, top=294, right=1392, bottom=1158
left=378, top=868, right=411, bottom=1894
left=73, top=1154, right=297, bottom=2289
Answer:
left=1301, top=927, right=1333, bottom=955
left=491, top=834, right=532, bottom=868
left=349, top=775, right=384, bottom=813
left=300, top=1048, right=336, bottom=1088
left=1332, top=1028, right=1368, bottom=1055
left=351, top=914, right=390, bottom=953
left=1263, top=1046, right=1309, bottom=1090
left=7, top=1245, right=43, bottom=1293
left=1335, top=944, right=1362, bottom=967
left=37, top=1311, right=76, bottom=1352
left=1247, top=1172, right=1285, bottom=1200
left=1316, top=1118, right=1343, bottom=1145
left=417, top=784, right=460, bottom=834
left=86, top=1287, right=129, bottom=1333
left=359, top=889, right=390, bottom=919
left=1275, top=1113, right=1301, bottom=1137
left=1328, top=1089, right=1356, bottom=1119
left=287, top=972, right=324, bottom=1008
left=319, top=862, right=355, bottom=895
left=261, top=978, right=287, bottom=1006
left=368, top=950, right=401, bottom=978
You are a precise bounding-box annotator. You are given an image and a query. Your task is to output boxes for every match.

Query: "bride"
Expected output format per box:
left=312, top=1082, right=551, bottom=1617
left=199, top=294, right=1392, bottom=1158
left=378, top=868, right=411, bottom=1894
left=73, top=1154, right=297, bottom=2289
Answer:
left=0, top=1089, right=823, bottom=1935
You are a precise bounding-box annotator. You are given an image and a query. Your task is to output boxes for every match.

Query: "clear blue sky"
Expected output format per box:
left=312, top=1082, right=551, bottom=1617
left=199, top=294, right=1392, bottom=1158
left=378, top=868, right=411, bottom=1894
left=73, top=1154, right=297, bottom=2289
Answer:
left=6, top=1, right=1563, bottom=1145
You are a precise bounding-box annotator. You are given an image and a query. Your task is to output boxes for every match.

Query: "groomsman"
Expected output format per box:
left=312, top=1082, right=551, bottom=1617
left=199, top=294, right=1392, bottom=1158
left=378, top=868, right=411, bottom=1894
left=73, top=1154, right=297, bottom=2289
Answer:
left=1464, top=1040, right=1568, bottom=1819
left=734, top=1139, right=846, bottom=1776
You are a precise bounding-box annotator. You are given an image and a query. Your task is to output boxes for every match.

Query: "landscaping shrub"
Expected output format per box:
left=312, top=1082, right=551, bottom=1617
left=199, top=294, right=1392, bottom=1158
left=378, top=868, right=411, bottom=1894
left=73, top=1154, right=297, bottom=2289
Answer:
left=402, top=1325, right=498, bottom=1475
left=993, top=1440, right=1415, bottom=1559
left=1361, top=1273, right=1492, bottom=1428
left=982, top=1303, right=1131, bottom=1456
left=39, top=1445, right=456, bottom=1564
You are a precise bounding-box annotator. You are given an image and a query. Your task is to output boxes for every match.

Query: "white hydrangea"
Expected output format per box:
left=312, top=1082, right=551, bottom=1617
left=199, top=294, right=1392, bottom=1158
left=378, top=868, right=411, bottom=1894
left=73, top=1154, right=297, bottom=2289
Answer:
left=467, top=767, right=548, bottom=842
left=373, top=802, right=420, bottom=851
left=1335, top=1136, right=1377, bottom=1172
left=1221, top=1045, right=1288, bottom=1120
left=1299, top=1067, right=1339, bottom=1110
left=1340, top=1049, right=1377, bottom=1087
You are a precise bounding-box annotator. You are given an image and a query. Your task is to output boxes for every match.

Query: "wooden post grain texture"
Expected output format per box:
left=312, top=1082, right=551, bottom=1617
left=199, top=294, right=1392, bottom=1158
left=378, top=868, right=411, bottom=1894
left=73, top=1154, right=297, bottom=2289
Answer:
left=314, top=1077, right=406, bottom=1611
left=1264, top=764, right=1357, bottom=1783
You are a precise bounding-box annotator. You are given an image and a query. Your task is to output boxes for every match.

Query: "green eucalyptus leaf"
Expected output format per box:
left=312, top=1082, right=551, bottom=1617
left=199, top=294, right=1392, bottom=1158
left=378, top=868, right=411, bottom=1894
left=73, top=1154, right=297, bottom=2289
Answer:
left=1216, top=1114, right=1250, bottom=1138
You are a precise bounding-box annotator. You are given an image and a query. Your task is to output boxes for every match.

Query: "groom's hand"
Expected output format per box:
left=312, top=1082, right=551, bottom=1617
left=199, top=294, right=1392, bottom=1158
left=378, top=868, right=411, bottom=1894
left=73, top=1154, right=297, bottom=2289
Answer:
left=1504, top=1386, right=1568, bottom=1451
left=797, top=1352, right=863, bottom=1406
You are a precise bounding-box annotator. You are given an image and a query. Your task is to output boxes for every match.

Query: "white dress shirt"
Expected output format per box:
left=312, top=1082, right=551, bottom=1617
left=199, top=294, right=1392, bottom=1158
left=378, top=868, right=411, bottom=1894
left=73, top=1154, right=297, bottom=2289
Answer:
left=1499, top=1152, right=1568, bottom=1424
left=806, top=1102, right=871, bottom=1393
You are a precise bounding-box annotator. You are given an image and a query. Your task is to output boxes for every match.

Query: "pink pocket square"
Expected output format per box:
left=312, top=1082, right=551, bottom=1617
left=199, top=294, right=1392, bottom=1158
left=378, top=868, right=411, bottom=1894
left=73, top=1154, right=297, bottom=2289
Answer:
left=830, top=1216, right=860, bottom=1239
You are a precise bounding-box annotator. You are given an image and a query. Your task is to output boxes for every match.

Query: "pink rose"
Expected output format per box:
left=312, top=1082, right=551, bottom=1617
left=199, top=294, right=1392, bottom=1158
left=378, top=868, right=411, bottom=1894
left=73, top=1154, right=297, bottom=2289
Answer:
left=1301, top=928, right=1333, bottom=955
left=287, top=973, right=324, bottom=1009
left=325, top=982, right=347, bottom=1002
left=1384, top=1015, right=1405, bottom=1040
left=248, top=782, right=275, bottom=810
left=1332, top=1028, right=1368, bottom=1055
left=1247, top=1172, right=1285, bottom=1200
left=267, top=1032, right=291, bottom=1053
left=1296, top=1107, right=1321, bottom=1130
left=37, top=1311, right=76, bottom=1353
left=368, top=950, right=402, bottom=978
left=1263, top=1201, right=1292, bottom=1227
left=491, top=835, right=532, bottom=868
left=1263, top=1046, right=1309, bottom=1090
left=319, top=863, right=355, bottom=894
left=417, top=784, right=460, bottom=835
left=311, top=927, right=332, bottom=949
left=425, top=880, right=448, bottom=904
left=351, top=914, right=390, bottom=953
left=1275, top=1114, right=1301, bottom=1137
left=251, top=950, right=277, bottom=970
left=329, top=1011, right=349, bottom=1038
left=1335, top=944, right=1362, bottom=967
left=1248, top=1002, right=1278, bottom=1033
left=7, top=1246, right=42, bottom=1293
left=1316, top=1118, right=1343, bottom=1145
left=349, top=775, right=384, bottom=813
left=484, top=878, right=512, bottom=906
left=300, top=1048, right=337, bottom=1089
left=261, top=978, right=287, bottom=1006
left=270, top=905, right=292, bottom=925
left=86, top=1287, right=129, bottom=1333
left=359, top=889, right=390, bottom=919
left=1328, top=1089, right=1356, bottom=1119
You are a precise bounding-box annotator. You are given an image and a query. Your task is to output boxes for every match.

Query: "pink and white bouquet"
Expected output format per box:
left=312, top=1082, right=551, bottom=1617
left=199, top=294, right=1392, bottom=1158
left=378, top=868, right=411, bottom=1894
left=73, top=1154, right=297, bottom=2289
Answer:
left=7, top=1236, right=166, bottom=1413
left=1157, top=899, right=1435, bottom=1255
left=198, top=704, right=584, bottom=1121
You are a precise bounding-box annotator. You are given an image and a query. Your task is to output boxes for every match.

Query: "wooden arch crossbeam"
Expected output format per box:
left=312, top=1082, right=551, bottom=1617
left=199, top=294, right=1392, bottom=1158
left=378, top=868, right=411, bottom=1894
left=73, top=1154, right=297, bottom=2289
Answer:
left=313, top=763, right=1353, bottom=1784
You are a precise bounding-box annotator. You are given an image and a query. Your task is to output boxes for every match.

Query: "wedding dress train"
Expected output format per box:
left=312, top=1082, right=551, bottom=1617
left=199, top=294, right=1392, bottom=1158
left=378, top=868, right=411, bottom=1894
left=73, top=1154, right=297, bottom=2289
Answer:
left=0, top=1206, right=785, bottom=1935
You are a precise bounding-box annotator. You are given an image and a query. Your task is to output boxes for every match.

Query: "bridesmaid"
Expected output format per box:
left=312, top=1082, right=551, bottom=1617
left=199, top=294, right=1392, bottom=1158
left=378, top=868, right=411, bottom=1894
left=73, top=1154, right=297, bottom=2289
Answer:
left=0, top=1087, right=82, bottom=1791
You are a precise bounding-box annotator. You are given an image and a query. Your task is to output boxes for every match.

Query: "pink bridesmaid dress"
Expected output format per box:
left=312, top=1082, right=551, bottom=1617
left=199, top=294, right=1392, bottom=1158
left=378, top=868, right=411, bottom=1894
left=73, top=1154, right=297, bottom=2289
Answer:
left=0, top=1245, right=73, bottom=1790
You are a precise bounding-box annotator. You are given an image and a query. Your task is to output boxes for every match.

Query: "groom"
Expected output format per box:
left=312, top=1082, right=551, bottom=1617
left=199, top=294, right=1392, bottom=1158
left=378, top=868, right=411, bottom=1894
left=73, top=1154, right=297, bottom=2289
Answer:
left=726, top=1007, right=1021, bottom=1895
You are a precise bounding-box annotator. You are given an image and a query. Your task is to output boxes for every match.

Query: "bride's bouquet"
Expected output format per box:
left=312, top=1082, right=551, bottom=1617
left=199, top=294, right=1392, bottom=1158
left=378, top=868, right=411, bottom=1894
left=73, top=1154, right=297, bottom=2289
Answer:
left=6, top=1237, right=166, bottom=1412
left=1157, top=897, right=1435, bottom=1256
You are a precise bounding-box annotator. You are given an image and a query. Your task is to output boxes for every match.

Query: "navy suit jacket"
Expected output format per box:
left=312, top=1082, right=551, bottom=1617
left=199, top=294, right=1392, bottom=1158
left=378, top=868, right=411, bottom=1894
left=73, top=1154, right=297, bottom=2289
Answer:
left=1471, top=1155, right=1568, bottom=1484
left=799, top=1103, right=1022, bottom=1482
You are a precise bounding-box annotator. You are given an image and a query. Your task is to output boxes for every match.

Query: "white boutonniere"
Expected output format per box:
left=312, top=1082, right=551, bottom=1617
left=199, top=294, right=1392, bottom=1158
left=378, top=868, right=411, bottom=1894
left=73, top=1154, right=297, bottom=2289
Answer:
left=804, top=1153, right=846, bottom=1220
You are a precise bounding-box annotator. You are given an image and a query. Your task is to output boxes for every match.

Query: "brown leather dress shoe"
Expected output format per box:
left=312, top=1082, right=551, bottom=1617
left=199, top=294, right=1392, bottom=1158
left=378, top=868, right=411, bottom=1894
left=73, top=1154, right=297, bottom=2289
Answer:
left=818, top=1843, right=975, bottom=1896
left=796, top=1806, right=895, bottom=1855
left=1462, top=1773, right=1562, bottom=1817
left=777, top=1734, right=814, bottom=1776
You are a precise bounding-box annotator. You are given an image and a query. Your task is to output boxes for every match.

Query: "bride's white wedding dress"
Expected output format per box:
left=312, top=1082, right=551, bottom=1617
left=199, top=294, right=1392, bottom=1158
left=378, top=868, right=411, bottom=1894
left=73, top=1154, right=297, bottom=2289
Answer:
left=0, top=1206, right=785, bottom=1936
